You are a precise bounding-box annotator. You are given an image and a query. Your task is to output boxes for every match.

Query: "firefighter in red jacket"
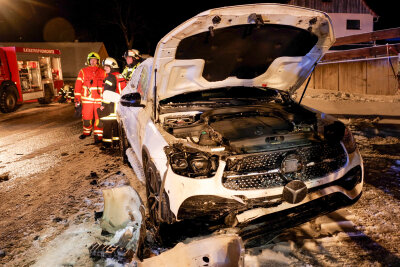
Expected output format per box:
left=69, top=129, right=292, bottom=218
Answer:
left=74, top=52, right=106, bottom=141
left=98, top=57, right=127, bottom=148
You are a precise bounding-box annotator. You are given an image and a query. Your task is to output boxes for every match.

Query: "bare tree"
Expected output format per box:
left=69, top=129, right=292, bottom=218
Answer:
left=112, top=0, right=132, bottom=49
left=108, top=0, right=146, bottom=50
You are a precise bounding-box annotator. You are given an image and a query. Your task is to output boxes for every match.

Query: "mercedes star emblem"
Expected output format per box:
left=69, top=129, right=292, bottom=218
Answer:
left=282, top=180, right=308, bottom=204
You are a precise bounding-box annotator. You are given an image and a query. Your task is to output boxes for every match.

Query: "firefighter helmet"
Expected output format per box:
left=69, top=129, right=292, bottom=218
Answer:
left=87, top=52, right=100, bottom=64
left=123, top=49, right=140, bottom=58
left=102, top=57, right=119, bottom=68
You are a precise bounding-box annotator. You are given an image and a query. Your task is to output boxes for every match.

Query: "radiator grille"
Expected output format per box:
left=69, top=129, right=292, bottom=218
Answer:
left=223, top=142, right=347, bottom=190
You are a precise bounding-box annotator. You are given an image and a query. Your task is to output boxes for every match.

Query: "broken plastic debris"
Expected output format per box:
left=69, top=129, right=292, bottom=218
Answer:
left=211, top=147, right=225, bottom=152
left=116, top=227, right=134, bottom=248
left=88, top=242, right=134, bottom=263
left=101, top=186, right=145, bottom=234
left=139, top=234, right=244, bottom=267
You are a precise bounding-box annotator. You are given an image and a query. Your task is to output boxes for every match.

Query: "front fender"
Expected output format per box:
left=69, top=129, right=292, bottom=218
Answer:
left=141, top=121, right=169, bottom=178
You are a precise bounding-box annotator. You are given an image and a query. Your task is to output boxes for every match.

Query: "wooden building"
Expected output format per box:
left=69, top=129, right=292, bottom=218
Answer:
left=288, top=0, right=377, bottom=37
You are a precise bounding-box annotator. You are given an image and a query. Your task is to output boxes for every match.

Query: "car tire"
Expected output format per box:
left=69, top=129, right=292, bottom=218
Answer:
left=118, top=123, right=129, bottom=163
left=111, top=121, right=119, bottom=149
left=144, top=159, right=174, bottom=225
left=0, top=86, right=18, bottom=113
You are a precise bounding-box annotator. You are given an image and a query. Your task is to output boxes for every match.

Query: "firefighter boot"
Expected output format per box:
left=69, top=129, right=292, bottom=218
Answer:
left=94, top=135, right=102, bottom=144
left=79, top=133, right=91, bottom=139
left=100, top=142, right=111, bottom=151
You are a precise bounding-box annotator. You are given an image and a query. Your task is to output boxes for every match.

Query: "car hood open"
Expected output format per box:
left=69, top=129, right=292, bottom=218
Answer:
left=153, top=4, right=335, bottom=100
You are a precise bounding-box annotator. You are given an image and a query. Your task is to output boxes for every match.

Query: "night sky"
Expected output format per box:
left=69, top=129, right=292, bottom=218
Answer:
left=0, top=0, right=398, bottom=59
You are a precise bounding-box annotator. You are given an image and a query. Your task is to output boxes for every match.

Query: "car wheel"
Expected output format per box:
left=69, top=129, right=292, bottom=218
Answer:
left=145, top=160, right=161, bottom=226
left=144, top=159, right=174, bottom=226
left=111, top=121, right=119, bottom=149
left=118, top=123, right=129, bottom=163
left=0, top=87, right=18, bottom=113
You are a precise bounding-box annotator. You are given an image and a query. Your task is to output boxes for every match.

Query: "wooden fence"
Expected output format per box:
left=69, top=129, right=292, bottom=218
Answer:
left=303, top=28, right=400, bottom=95
left=305, top=56, right=399, bottom=95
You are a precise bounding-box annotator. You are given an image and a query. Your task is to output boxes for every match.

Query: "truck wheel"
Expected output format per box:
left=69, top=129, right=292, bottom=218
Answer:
left=0, top=87, right=18, bottom=113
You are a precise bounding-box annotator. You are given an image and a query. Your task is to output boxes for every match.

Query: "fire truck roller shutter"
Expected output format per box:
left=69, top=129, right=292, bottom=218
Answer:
left=0, top=81, right=20, bottom=113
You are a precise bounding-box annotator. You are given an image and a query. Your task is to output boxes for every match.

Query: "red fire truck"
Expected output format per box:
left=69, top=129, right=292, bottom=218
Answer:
left=0, top=46, right=64, bottom=113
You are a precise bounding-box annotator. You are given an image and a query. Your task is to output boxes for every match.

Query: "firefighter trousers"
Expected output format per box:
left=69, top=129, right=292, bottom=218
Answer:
left=82, top=101, right=103, bottom=139
left=98, top=103, right=119, bottom=144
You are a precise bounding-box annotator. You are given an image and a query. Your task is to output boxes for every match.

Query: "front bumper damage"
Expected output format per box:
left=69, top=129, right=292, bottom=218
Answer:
left=164, top=149, right=363, bottom=223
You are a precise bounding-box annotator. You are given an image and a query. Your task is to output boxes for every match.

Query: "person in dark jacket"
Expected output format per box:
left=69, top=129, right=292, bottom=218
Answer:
left=98, top=57, right=127, bottom=149
left=121, top=49, right=142, bottom=81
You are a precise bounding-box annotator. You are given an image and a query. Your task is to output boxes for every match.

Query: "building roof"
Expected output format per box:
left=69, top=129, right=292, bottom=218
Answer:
left=288, top=0, right=377, bottom=17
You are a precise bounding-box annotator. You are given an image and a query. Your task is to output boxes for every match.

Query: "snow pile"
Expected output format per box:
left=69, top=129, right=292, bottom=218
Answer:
left=245, top=242, right=296, bottom=267
left=293, top=89, right=400, bottom=103
left=32, top=222, right=100, bottom=267
left=245, top=249, right=293, bottom=267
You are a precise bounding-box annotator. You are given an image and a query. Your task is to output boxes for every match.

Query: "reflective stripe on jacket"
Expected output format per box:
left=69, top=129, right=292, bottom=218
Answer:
left=103, top=72, right=127, bottom=96
left=121, top=63, right=140, bottom=81
left=74, top=66, right=106, bottom=102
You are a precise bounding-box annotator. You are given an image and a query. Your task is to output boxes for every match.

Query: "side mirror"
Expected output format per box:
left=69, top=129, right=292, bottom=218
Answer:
left=120, top=92, right=145, bottom=107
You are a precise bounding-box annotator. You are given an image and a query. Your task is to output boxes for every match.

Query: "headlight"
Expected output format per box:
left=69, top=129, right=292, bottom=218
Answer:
left=165, top=146, right=219, bottom=178
left=321, top=121, right=357, bottom=154
left=324, top=121, right=345, bottom=142
left=188, top=153, right=210, bottom=175
left=342, top=127, right=357, bottom=154
left=170, top=152, right=188, bottom=170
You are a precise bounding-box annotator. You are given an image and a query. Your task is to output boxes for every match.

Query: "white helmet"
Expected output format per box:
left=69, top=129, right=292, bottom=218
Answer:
left=102, top=57, right=119, bottom=68
left=123, top=49, right=140, bottom=58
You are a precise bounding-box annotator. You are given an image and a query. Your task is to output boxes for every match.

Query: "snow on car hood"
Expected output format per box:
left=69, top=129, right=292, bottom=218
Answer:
left=153, top=4, right=335, bottom=100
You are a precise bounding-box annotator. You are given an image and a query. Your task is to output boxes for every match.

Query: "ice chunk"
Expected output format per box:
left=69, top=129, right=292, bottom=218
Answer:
left=320, top=221, right=356, bottom=235
left=245, top=248, right=293, bottom=267
left=301, top=239, right=321, bottom=253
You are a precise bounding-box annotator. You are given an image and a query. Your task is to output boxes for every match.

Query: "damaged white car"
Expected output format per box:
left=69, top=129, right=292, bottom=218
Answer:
left=117, top=4, right=363, bottom=226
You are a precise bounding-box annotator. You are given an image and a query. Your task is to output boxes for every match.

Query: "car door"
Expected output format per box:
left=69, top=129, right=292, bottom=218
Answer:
left=119, top=63, right=144, bottom=158
left=128, top=61, right=152, bottom=160
left=135, top=61, right=153, bottom=159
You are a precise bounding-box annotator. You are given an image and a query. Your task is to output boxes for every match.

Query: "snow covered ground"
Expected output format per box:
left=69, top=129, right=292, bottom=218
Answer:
left=295, top=88, right=400, bottom=117
left=0, top=95, right=399, bottom=266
